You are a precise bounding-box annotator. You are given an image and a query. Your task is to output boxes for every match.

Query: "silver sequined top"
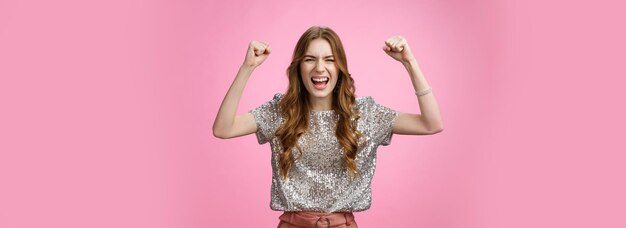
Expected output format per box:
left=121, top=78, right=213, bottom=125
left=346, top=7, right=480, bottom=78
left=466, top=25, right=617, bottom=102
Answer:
left=250, top=93, right=399, bottom=212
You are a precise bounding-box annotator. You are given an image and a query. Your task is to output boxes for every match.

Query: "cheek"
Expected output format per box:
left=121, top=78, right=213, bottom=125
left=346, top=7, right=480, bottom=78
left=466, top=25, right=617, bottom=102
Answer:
left=329, top=66, right=338, bottom=78
left=300, top=64, right=312, bottom=77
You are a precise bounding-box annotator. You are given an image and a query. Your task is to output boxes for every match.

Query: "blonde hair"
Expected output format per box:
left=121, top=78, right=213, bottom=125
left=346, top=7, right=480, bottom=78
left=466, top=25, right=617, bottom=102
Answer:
left=275, top=26, right=362, bottom=179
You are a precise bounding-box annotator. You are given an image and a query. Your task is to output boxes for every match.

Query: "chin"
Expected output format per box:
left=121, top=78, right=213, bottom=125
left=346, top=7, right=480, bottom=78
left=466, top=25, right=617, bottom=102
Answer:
left=306, top=85, right=335, bottom=98
left=310, top=91, right=332, bottom=98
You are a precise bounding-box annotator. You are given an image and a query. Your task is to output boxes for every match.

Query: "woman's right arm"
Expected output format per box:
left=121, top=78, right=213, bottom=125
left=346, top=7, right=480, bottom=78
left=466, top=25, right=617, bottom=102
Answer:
left=212, top=41, right=271, bottom=139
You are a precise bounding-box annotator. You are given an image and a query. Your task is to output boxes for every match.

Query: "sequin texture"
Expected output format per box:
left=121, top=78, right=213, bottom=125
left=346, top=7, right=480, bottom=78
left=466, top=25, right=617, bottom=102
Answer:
left=250, top=93, right=399, bottom=212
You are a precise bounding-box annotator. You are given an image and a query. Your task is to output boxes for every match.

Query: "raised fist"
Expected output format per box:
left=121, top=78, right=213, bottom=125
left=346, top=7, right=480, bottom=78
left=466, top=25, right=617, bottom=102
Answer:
left=383, top=36, right=415, bottom=63
left=243, top=41, right=271, bottom=68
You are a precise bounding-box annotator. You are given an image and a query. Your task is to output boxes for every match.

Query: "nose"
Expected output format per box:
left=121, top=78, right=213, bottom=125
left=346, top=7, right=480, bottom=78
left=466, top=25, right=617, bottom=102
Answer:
left=315, top=60, right=325, bottom=73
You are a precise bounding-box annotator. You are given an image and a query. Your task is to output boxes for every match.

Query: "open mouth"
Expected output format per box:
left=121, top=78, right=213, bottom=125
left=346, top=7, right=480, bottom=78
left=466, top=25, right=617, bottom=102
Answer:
left=311, top=77, right=329, bottom=90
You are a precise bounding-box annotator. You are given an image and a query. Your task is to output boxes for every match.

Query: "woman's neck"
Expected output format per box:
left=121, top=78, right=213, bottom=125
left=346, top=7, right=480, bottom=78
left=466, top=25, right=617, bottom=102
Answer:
left=308, top=94, right=333, bottom=111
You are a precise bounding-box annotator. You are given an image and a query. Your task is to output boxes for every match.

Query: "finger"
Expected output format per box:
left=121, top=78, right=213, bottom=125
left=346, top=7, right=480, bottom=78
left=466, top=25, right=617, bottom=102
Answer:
left=265, top=44, right=272, bottom=54
left=248, top=41, right=257, bottom=54
left=394, top=40, right=406, bottom=52
left=384, top=38, right=394, bottom=47
left=391, top=45, right=400, bottom=52
left=260, top=42, right=270, bottom=54
left=390, top=43, right=400, bottom=51
left=254, top=44, right=266, bottom=56
left=251, top=41, right=266, bottom=55
left=250, top=41, right=260, bottom=56
left=384, top=39, right=391, bottom=46
left=251, top=41, right=263, bottom=49
left=390, top=36, right=400, bottom=46
left=393, top=37, right=407, bottom=51
left=389, top=40, right=400, bottom=52
left=400, top=38, right=410, bottom=51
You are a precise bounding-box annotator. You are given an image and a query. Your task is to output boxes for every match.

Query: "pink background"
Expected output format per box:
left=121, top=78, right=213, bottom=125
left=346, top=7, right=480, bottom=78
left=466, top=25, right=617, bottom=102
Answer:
left=1, top=0, right=624, bottom=227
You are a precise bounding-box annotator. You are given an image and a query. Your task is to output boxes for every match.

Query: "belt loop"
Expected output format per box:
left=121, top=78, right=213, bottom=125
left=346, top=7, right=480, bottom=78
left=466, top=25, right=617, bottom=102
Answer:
left=344, top=212, right=351, bottom=226
left=315, top=216, right=330, bottom=228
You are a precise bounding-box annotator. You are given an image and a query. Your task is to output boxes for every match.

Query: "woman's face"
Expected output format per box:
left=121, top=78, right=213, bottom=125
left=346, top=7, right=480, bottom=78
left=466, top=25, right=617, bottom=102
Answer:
left=300, top=38, right=339, bottom=99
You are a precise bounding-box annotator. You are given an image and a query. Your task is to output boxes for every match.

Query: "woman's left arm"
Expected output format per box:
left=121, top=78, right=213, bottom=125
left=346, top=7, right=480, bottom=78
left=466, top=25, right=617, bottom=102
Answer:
left=383, top=36, right=444, bottom=135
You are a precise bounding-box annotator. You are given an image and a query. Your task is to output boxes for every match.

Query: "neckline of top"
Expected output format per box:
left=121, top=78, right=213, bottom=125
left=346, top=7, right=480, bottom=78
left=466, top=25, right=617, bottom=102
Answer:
left=311, top=109, right=334, bottom=112
left=310, top=109, right=335, bottom=114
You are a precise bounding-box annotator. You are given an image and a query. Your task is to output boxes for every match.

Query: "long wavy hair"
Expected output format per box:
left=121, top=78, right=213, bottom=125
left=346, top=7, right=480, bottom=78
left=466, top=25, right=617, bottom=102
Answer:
left=275, top=26, right=362, bottom=179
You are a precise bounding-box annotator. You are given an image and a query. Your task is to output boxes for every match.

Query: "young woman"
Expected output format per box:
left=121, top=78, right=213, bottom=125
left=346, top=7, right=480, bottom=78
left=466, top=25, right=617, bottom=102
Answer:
left=213, top=26, right=443, bottom=228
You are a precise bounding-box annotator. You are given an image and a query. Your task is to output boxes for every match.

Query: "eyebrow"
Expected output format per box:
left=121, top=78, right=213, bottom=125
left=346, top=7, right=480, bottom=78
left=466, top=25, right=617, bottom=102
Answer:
left=303, top=55, right=334, bottom=59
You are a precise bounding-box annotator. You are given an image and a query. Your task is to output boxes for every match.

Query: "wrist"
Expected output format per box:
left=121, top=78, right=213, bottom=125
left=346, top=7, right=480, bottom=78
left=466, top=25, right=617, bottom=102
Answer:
left=237, top=65, right=256, bottom=78
left=401, top=58, right=418, bottom=67
left=240, top=64, right=257, bottom=72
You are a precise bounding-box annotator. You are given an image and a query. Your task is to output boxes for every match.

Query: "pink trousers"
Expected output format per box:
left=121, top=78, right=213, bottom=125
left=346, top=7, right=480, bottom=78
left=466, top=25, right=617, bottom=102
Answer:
left=277, top=211, right=358, bottom=228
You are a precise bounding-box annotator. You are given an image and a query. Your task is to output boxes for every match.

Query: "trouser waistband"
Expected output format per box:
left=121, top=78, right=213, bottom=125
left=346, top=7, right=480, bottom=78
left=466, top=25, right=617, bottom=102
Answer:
left=278, top=211, right=356, bottom=228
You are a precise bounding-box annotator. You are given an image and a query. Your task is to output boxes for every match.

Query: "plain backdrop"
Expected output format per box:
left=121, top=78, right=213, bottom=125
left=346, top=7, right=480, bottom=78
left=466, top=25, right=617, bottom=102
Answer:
left=1, top=0, right=625, bottom=227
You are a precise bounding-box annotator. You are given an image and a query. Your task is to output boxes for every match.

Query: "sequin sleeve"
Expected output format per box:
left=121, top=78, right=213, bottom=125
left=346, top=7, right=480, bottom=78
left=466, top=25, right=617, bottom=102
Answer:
left=361, top=96, right=400, bottom=146
left=249, top=93, right=283, bottom=145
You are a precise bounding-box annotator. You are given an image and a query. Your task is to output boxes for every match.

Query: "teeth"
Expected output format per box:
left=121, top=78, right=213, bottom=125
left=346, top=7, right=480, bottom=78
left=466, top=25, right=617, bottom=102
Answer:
left=312, top=78, right=329, bottom=82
